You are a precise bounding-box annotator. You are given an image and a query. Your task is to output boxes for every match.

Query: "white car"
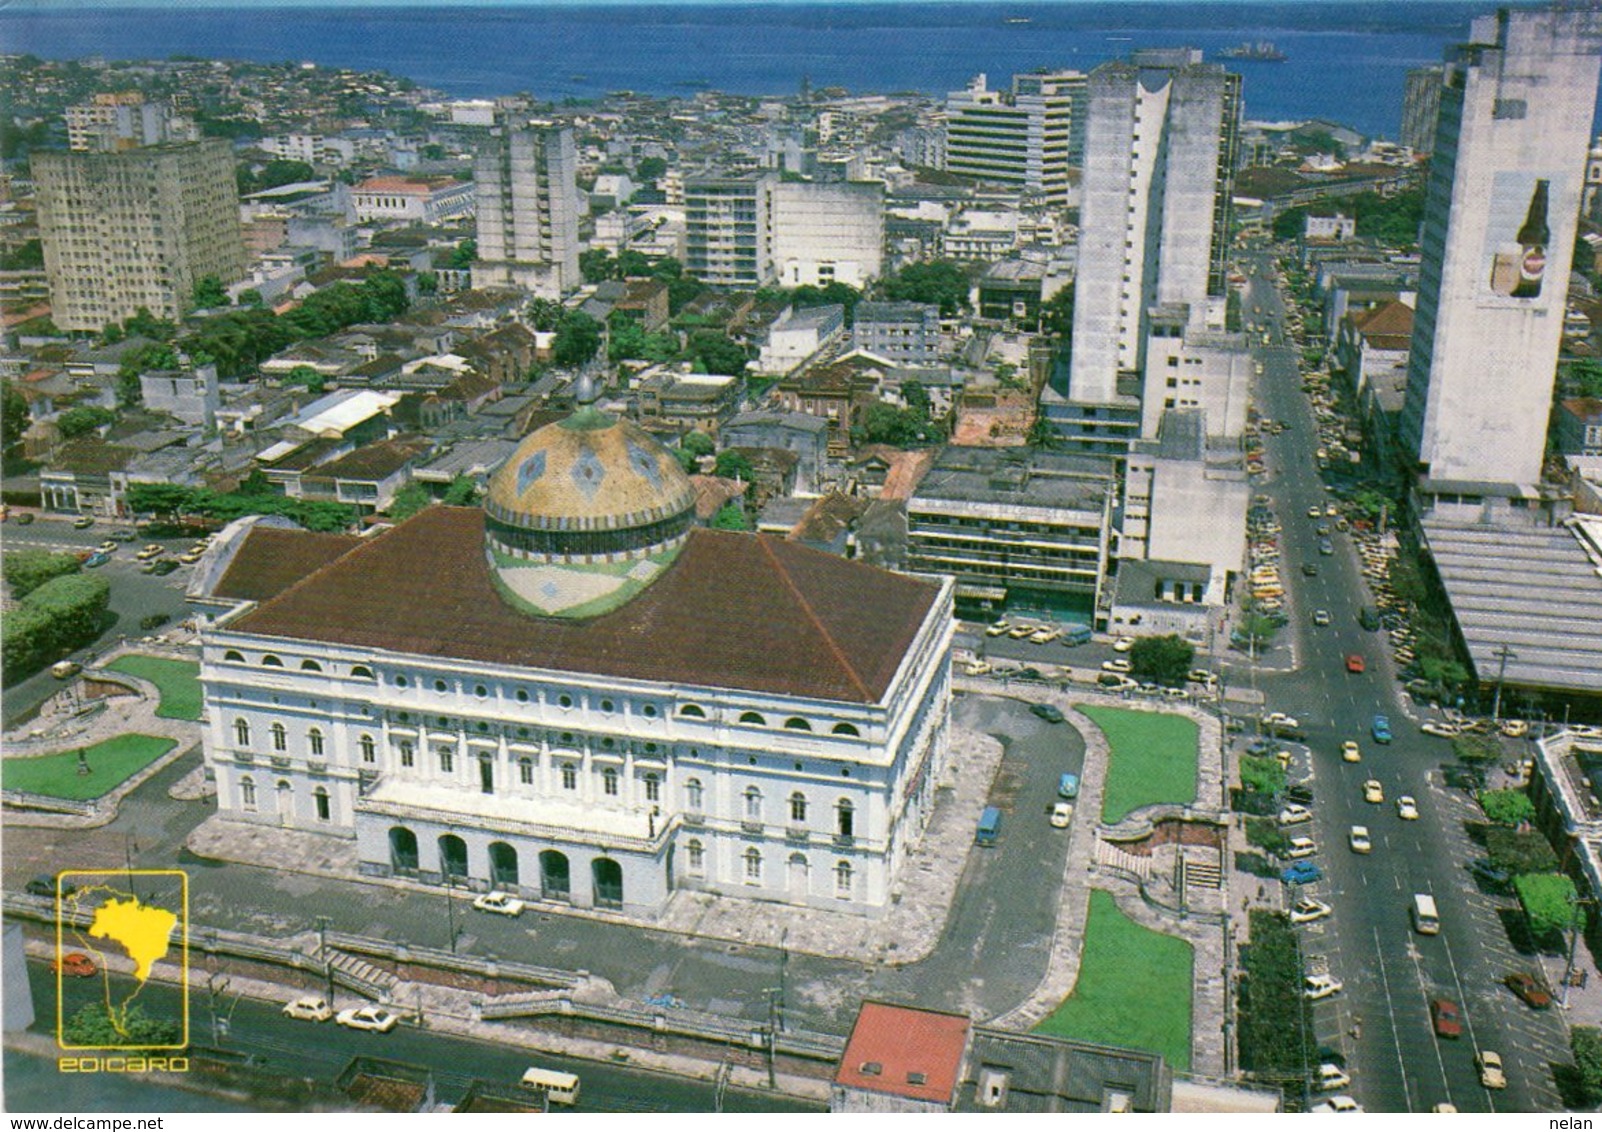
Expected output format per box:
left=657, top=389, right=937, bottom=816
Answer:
left=985, top=620, right=1011, bottom=637
left=1421, top=720, right=1462, bottom=738
left=335, top=1006, right=400, bottom=1033
left=1304, top=974, right=1343, bottom=1000
left=1396, top=796, right=1419, bottom=821
left=1101, top=658, right=1132, bottom=674
left=1264, top=712, right=1301, bottom=729
left=1049, top=802, right=1073, bottom=828
left=1307, top=505, right=1323, bottom=518
left=1029, top=628, right=1060, bottom=644
left=1477, top=1050, right=1507, bottom=1090
left=1500, top=719, right=1530, bottom=738
left=1349, top=825, right=1372, bottom=854
left=1290, top=898, right=1332, bottom=924
left=1341, top=741, right=1362, bottom=763
left=1316, top=1063, right=1352, bottom=1092
left=1313, top=609, right=1332, bottom=626
left=1112, top=636, right=1135, bottom=653
left=1362, top=779, right=1384, bottom=804
left=1311, top=1095, right=1363, bottom=1113
left=472, top=891, right=526, bottom=916
left=282, top=995, right=332, bottom=1022
left=1278, top=803, right=1313, bottom=826
left=1286, top=836, right=1317, bottom=859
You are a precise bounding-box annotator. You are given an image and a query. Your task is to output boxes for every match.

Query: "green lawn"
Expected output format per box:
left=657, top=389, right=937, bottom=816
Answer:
left=106, top=655, right=202, bottom=721
left=1079, top=706, right=1198, bottom=824
left=2, top=734, right=177, bottom=800
left=1034, top=888, right=1194, bottom=1070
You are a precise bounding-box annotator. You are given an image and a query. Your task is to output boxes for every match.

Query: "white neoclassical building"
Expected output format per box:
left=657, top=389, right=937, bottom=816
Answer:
left=196, top=391, right=954, bottom=918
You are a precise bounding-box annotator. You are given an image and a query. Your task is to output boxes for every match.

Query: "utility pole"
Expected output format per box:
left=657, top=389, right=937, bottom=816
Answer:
left=1491, top=644, right=1517, bottom=722
left=1562, top=897, right=1595, bottom=1009
left=445, top=874, right=458, bottom=954
left=315, top=915, right=333, bottom=1000
left=777, top=929, right=789, bottom=1034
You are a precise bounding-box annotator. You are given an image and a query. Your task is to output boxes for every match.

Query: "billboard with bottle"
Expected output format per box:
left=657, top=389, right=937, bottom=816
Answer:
left=1483, top=171, right=1566, bottom=303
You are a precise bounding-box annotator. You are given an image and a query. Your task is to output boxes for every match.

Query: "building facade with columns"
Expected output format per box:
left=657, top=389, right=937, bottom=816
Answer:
left=196, top=393, right=954, bottom=918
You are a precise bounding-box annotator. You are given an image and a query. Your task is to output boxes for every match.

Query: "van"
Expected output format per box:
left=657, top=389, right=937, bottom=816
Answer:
left=1412, top=893, right=1440, bottom=935
left=50, top=661, right=81, bottom=680
left=520, top=1067, right=581, bottom=1106
left=976, top=806, right=1003, bottom=847
left=1060, top=623, right=1093, bottom=647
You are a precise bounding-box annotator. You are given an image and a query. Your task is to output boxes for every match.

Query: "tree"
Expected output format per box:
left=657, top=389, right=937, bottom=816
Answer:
left=1236, top=612, right=1280, bottom=649
left=237, top=288, right=264, bottom=309
left=608, top=317, right=677, bottom=363
left=1239, top=754, right=1287, bottom=797
left=689, top=332, right=749, bottom=377
left=442, top=475, right=480, bottom=506
left=285, top=365, right=326, bottom=394
left=552, top=311, right=602, bottom=368
left=791, top=281, right=863, bottom=325
left=387, top=482, right=431, bottom=521
left=1453, top=732, right=1501, bottom=766
left=127, top=482, right=195, bottom=520
left=902, top=380, right=930, bottom=419
left=616, top=249, right=652, bottom=278
left=711, top=500, right=749, bottom=530
left=56, top=406, right=117, bottom=439
left=100, top=321, right=125, bottom=344
left=1485, top=826, right=1560, bottom=875
left=2, top=382, right=29, bottom=450
left=1129, top=635, right=1195, bottom=687
left=713, top=449, right=756, bottom=482
left=855, top=402, right=932, bottom=447
left=1513, top=872, right=1579, bottom=941
left=450, top=238, right=477, bottom=268
left=883, top=260, right=969, bottom=316
left=527, top=297, right=565, bottom=332
left=235, top=158, right=314, bottom=197
left=1479, top=788, right=1536, bottom=827
left=1042, top=283, right=1075, bottom=339
left=191, top=275, right=229, bottom=310
left=1573, top=1027, right=1602, bottom=1105
left=3, top=550, right=82, bottom=600
left=416, top=273, right=438, bottom=296
left=635, top=156, right=668, bottom=183
left=579, top=248, right=615, bottom=285
left=122, top=307, right=177, bottom=342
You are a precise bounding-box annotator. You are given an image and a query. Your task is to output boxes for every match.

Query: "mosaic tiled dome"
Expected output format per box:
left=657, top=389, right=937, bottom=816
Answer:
left=483, top=391, right=697, bottom=617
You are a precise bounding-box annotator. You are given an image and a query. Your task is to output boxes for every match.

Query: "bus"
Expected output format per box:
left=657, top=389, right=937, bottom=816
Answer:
left=520, top=1067, right=581, bottom=1106
left=975, top=806, right=1003, bottom=847
left=1061, top=624, right=1094, bottom=647
left=1412, top=893, right=1440, bottom=935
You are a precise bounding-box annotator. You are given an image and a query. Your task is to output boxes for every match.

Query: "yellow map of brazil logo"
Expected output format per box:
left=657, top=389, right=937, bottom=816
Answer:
left=55, top=871, right=188, bottom=1052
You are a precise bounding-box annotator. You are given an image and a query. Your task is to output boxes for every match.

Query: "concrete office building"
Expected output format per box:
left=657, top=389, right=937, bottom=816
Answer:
left=1401, top=8, right=1602, bottom=489
left=34, top=138, right=246, bottom=332
left=854, top=302, right=942, bottom=366
left=473, top=121, right=582, bottom=297
left=66, top=92, right=189, bottom=153
left=685, top=172, right=777, bottom=287
left=770, top=181, right=884, bottom=289
left=942, top=71, right=1087, bottom=206
left=1401, top=66, right=1446, bottom=157
left=1139, top=304, right=1252, bottom=441
left=1068, top=50, right=1241, bottom=409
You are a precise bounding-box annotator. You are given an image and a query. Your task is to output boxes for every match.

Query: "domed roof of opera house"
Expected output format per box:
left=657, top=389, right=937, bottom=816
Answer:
left=484, top=403, right=695, bottom=534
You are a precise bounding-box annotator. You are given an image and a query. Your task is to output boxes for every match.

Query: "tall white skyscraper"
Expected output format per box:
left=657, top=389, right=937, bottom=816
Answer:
left=942, top=70, right=1087, bottom=205
left=1401, top=8, right=1602, bottom=488
left=473, top=119, right=581, bottom=298
left=1068, top=50, right=1241, bottom=408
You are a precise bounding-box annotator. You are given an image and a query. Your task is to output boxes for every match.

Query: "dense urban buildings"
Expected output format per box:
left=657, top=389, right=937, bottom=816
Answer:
left=32, top=137, right=246, bottom=332
left=941, top=70, right=1087, bottom=205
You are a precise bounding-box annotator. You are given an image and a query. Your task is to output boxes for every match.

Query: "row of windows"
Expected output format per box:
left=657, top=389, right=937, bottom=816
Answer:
left=682, top=840, right=855, bottom=894
left=222, top=650, right=374, bottom=679
left=238, top=775, right=331, bottom=821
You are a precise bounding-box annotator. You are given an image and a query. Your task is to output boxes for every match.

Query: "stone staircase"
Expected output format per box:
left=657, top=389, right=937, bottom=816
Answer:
left=326, top=949, right=400, bottom=1000
left=1182, top=849, right=1224, bottom=891
left=1095, top=836, right=1153, bottom=880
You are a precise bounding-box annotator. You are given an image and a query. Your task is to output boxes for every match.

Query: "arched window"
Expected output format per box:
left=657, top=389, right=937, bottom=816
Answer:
left=789, top=792, right=808, bottom=824
left=234, top=718, right=250, bottom=746
left=300, top=659, right=323, bottom=672
left=743, top=847, right=763, bottom=882
left=739, top=711, right=767, bottom=726
left=314, top=787, right=331, bottom=822
left=686, top=839, right=705, bottom=873
left=350, top=665, right=375, bottom=680
left=602, top=767, right=619, bottom=796
left=307, top=727, right=324, bottom=756
left=678, top=704, right=706, bottom=719
left=686, top=778, right=704, bottom=812
left=831, top=722, right=860, bottom=737
left=519, top=758, right=534, bottom=785
left=223, top=650, right=245, bottom=663
left=270, top=722, right=286, bottom=751
left=359, top=734, right=376, bottom=763
left=837, top=798, right=855, bottom=838
left=783, top=717, right=812, bottom=732
left=240, top=775, right=257, bottom=810
left=437, top=746, right=454, bottom=774
left=261, top=654, right=283, bottom=668
left=561, top=763, right=577, bottom=790
left=644, top=773, right=661, bottom=803
left=398, top=741, right=414, bottom=768
left=743, top=787, right=763, bottom=822
left=835, top=860, right=853, bottom=896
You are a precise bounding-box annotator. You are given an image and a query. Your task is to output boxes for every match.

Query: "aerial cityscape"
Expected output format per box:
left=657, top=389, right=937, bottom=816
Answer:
left=6, top=0, right=1602, bottom=1117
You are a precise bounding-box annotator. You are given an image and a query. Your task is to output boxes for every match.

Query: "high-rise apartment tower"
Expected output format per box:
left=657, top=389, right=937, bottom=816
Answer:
left=942, top=71, right=1087, bottom=206
left=474, top=120, right=581, bottom=298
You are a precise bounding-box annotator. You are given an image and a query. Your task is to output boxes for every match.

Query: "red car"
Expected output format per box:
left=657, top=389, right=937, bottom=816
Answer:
left=52, top=952, right=96, bottom=978
left=1505, top=971, right=1553, bottom=1009
left=1430, top=997, right=1463, bottom=1039
left=1345, top=654, right=1366, bottom=674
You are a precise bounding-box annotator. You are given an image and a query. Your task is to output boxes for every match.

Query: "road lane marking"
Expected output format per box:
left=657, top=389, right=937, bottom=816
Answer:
left=1439, top=934, right=1497, bottom=1114
left=1371, top=922, right=1417, bottom=1111
left=1402, top=925, right=1452, bottom=1111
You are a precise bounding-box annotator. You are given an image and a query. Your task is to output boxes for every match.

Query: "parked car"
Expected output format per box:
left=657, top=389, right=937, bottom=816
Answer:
left=1049, top=802, right=1074, bottom=829
left=963, top=661, right=992, bottom=676
left=96, top=540, right=119, bottom=554
left=150, top=559, right=179, bottom=576
left=1290, top=898, right=1332, bottom=924
left=335, top=1006, right=400, bottom=1033
left=1430, top=998, right=1463, bottom=1039
left=1101, top=658, right=1132, bottom=674
left=1112, top=636, right=1135, bottom=653
left=52, top=952, right=97, bottom=978
left=1504, top=971, right=1553, bottom=1009
left=1315, top=1063, right=1352, bottom=1092
left=136, top=544, right=165, bottom=560
left=14, top=512, right=34, bottom=524
left=112, top=529, right=137, bottom=542
left=1281, top=861, right=1324, bottom=885
left=1286, top=836, right=1318, bottom=859
left=1319, top=539, right=1334, bottom=555
left=1030, top=703, right=1065, bottom=724
left=1304, top=974, right=1343, bottom=1000
left=84, top=552, right=110, bottom=568
left=1476, top=1049, right=1506, bottom=1090
left=1278, top=803, right=1313, bottom=826
left=1310, top=1096, right=1363, bottom=1113
left=282, top=995, right=333, bottom=1022
left=1057, top=773, right=1080, bottom=799
left=1285, top=783, right=1315, bottom=805
left=472, top=891, right=526, bottom=916
left=72, top=515, right=94, bottom=529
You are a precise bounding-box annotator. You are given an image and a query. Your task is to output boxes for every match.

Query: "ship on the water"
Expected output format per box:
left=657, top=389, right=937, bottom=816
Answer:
left=1219, top=41, right=1287, bottom=62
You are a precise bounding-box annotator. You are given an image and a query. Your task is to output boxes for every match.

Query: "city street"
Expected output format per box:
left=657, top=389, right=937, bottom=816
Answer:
left=1238, top=250, right=1566, bottom=1112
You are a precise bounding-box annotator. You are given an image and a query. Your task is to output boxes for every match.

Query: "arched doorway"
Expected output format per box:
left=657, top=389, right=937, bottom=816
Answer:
left=275, top=780, right=293, bottom=827
left=540, top=850, right=571, bottom=901
left=787, top=852, right=809, bottom=899
left=438, top=834, right=468, bottom=880
left=592, top=857, right=623, bottom=908
left=389, top=826, right=419, bottom=873
left=489, top=841, right=519, bottom=888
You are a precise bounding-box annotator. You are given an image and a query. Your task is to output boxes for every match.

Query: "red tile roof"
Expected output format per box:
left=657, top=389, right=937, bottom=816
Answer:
left=213, top=527, right=363, bottom=603
left=224, top=507, right=940, bottom=703
left=835, top=1001, right=970, bottom=1105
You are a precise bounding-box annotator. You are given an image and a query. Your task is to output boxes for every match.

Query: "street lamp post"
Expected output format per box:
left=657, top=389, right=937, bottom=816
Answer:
left=1562, top=896, right=1595, bottom=1009
left=445, top=873, right=458, bottom=954
left=315, top=915, right=333, bottom=1000
left=1491, top=644, right=1517, bottom=722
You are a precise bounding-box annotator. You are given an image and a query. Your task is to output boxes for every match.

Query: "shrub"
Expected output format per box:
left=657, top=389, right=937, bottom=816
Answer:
left=0, top=573, right=110, bottom=685
left=1573, top=1027, right=1602, bottom=1105
left=1478, top=788, right=1535, bottom=827
left=3, top=548, right=82, bottom=600
left=1238, top=911, right=1317, bottom=1084
left=1514, top=873, right=1580, bottom=941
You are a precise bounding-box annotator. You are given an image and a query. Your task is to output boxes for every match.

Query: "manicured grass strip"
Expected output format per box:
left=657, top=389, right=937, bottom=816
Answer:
left=2, top=734, right=177, bottom=800
left=106, top=656, right=202, bottom=721
left=1079, top=705, right=1199, bottom=824
left=1034, top=888, right=1194, bottom=1070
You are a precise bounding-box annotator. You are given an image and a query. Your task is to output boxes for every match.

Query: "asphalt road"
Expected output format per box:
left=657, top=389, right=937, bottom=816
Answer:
left=2, top=517, right=204, bottom=728
left=1239, top=250, right=1567, bottom=1112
